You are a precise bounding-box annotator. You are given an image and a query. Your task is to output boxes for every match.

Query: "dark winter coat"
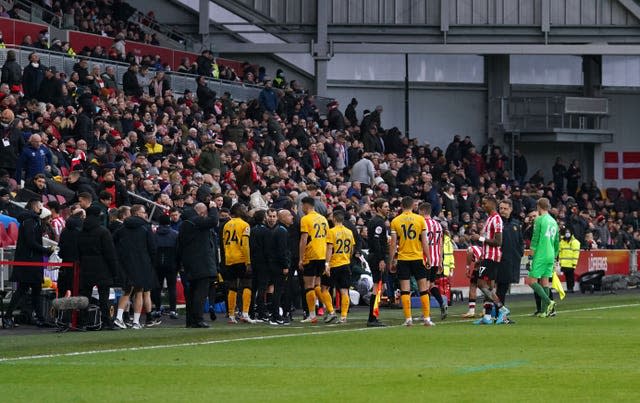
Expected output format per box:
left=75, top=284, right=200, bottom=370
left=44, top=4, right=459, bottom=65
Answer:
left=0, top=124, right=26, bottom=172
left=153, top=225, right=178, bottom=269
left=1, top=59, right=22, bottom=87
left=250, top=223, right=269, bottom=272
left=37, top=76, right=64, bottom=106
left=177, top=207, right=219, bottom=280
left=22, top=63, right=46, bottom=99
left=266, top=224, right=290, bottom=270
left=122, top=69, right=143, bottom=97
left=113, top=216, right=156, bottom=289
left=77, top=215, right=119, bottom=286
left=11, top=210, right=49, bottom=283
left=497, top=216, right=524, bottom=284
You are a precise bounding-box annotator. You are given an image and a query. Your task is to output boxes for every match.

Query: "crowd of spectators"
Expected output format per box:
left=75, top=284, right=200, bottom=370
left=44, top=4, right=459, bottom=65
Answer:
left=1, top=38, right=640, bottom=329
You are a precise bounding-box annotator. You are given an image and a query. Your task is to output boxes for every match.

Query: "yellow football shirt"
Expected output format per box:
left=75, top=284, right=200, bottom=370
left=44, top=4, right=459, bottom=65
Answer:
left=390, top=211, right=426, bottom=261
left=223, top=217, right=251, bottom=265
left=300, top=210, right=329, bottom=264
left=327, top=224, right=354, bottom=268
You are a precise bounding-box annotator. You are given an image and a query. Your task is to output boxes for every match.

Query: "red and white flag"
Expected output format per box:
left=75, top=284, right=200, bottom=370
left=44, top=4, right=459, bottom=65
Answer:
left=604, top=152, right=640, bottom=180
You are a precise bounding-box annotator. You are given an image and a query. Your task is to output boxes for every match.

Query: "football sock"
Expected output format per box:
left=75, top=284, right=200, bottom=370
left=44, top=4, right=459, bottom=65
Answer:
left=228, top=290, right=237, bottom=317
left=242, top=288, right=252, bottom=314
left=401, top=291, right=411, bottom=319
left=133, top=312, right=141, bottom=324
left=484, top=302, right=493, bottom=316
left=368, top=292, right=377, bottom=321
left=314, top=286, right=322, bottom=303
left=546, top=287, right=554, bottom=301
left=340, top=292, right=349, bottom=318
left=321, top=290, right=335, bottom=314
left=419, top=291, right=430, bottom=320
left=430, top=287, right=444, bottom=307
left=116, top=308, right=124, bottom=321
left=531, top=282, right=551, bottom=308
left=305, top=289, right=316, bottom=318
left=468, top=298, right=476, bottom=313
left=266, top=293, right=273, bottom=314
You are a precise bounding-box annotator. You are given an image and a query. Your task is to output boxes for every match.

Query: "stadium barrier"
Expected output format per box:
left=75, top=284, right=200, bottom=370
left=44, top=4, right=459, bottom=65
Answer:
left=449, top=249, right=635, bottom=288
left=0, top=260, right=80, bottom=328
left=0, top=17, right=49, bottom=46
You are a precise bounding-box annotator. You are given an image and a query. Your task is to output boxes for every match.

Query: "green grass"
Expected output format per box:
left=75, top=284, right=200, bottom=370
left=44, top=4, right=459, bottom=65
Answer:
left=1, top=292, right=639, bottom=402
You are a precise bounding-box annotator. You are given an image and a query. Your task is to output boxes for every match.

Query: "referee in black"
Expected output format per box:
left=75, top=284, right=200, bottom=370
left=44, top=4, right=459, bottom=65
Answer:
left=497, top=199, right=524, bottom=323
left=366, top=198, right=390, bottom=327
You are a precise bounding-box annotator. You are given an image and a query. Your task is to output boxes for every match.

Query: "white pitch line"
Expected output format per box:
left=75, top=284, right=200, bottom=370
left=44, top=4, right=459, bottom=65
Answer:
left=1, top=303, right=638, bottom=363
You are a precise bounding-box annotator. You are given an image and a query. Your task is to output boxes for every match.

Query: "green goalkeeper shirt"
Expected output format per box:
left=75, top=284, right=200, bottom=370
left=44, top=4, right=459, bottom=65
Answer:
left=531, top=213, right=559, bottom=264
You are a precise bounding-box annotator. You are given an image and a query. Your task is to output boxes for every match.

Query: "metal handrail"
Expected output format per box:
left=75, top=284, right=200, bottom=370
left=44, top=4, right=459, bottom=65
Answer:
left=128, top=10, right=196, bottom=50
left=13, top=0, right=68, bottom=29
left=1, top=45, right=265, bottom=101
left=127, top=191, right=169, bottom=221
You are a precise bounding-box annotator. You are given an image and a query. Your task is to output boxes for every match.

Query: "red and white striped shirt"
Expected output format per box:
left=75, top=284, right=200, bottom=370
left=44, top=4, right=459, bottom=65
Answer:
left=468, top=245, right=482, bottom=262
left=424, top=217, right=443, bottom=268
left=481, top=212, right=503, bottom=262
left=51, top=216, right=66, bottom=242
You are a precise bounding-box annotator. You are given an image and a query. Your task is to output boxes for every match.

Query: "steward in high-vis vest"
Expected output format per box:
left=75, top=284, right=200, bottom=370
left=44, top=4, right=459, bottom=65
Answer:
left=443, top=232, right=455, bottom=277
left=559, top=226, right=580, bottom=293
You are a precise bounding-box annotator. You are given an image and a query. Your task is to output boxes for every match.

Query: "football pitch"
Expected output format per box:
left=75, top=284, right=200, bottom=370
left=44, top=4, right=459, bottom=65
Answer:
left=1, top=292, right=639, bottom=402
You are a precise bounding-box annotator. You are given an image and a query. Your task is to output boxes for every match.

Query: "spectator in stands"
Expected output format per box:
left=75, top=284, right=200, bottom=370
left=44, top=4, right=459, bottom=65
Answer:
left=177, top=57, right=197, bottom=75
left=1, top=50, right=22, bottom=88
left=2, top=199, right=53, bottom=329
left=344, top=97, right=358, bottom=127
left=350, top=150, right=375, bottom=188
left=122, top=63, right=142, bottom=97
left=327, top=100, right=345, bottom=131
left=22, top=52, right=46, bottom=99
left=100, top=66, right=118, bottom=91
left=552, top=157, right=567, bottom=193
left=196, top=50, right=214, bottom=77
left=258, top=80, right=278, bottom=114
left=363, top=125, right=384, bottom=154
left=513, top=148, right=527, bottom=185
left=566, top=159, right=581, bottom=197
left=196, top=75, right=216, bottom=115
left=38, top=66, right=64, bottom=106
left=445, top=135, right=462, bottom=166
left=15, top=134, right=52, bottom=184
left=0, top=109, right=25, bottom=175
left=149, top=70, right=170, bottom=98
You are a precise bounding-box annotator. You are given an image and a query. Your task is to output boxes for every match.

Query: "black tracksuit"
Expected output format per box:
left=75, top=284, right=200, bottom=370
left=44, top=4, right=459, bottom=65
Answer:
left=266, top=223, right=290, bottom=320
left=250, top=223, right=270, bottom=318
left=496, top=216, right=524, bottom=304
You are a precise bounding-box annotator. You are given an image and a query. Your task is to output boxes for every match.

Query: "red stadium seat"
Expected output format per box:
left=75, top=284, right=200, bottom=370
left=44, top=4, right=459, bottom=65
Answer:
left=0, top=224, right=7, bottom=247
left=7, top=222, right=19, bottom=245
left=606, top=188, right=619, bottom=201
left=620, top=188, right=633, bottom=201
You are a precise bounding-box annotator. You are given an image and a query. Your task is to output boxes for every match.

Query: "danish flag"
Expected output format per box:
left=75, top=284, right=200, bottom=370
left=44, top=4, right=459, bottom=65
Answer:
left=604, top=152, right=640, bottom=180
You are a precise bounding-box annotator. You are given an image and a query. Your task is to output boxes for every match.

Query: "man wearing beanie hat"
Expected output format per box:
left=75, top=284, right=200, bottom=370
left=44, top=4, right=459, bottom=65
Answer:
left=77, top=204, right=120, bottom=330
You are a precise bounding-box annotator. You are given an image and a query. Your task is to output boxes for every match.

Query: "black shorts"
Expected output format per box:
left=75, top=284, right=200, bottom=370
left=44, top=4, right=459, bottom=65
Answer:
left=303, top=260, right=325, bottom=277
left=330, top=265, right=351, bottom=290
left=225, top=263, right=251, bottom=282
left=397, top=260, right=428, bottom=281
left=320, top=273, right=331, bottom=287
left=426, top=266, right=438, bottom=283
left=478, top=259, right=498, bottom=282
left=367, top=259, right=382, bottom=283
